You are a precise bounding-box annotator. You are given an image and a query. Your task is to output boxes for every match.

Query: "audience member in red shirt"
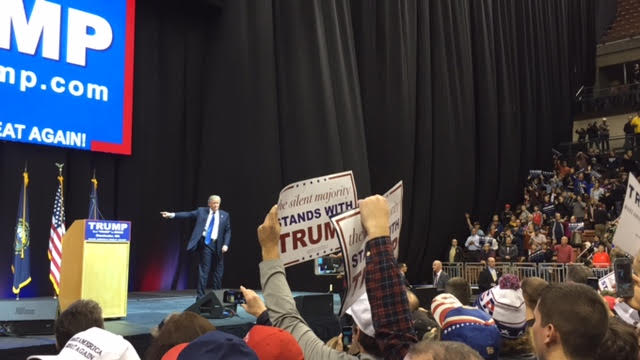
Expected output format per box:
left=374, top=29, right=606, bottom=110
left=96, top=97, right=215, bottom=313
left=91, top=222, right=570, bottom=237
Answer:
left=554, top=236, right=574, bottom=264
left=532, top=206, right=543, bottom=227
left=592, top=244, right=611, bottom=268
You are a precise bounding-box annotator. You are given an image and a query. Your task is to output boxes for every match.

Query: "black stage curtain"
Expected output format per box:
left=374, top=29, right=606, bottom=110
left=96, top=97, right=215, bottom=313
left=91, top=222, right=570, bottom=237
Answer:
left=0, top=0, right=596, bottom=296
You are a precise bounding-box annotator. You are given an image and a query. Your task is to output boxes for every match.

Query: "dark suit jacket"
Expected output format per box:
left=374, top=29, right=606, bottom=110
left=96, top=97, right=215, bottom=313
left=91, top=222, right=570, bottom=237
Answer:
left=434, top=271, right=450, bottom=290
left=478, top=268, right=502, bottom=292
left=175, top=207, right=231, bottom=254
left=444, top=246, right=464, bottom=263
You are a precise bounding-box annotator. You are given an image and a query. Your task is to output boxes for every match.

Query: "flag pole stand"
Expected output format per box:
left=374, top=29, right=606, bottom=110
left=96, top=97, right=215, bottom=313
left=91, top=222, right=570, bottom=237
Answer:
left=15, top=295, right=19, bottom=301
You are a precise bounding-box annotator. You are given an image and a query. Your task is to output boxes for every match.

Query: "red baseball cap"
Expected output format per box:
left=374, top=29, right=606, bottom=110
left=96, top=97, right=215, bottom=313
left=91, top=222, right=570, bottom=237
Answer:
left=244, top=325, right=304, bottom=360
left=162, top=343, right=189, bottom=360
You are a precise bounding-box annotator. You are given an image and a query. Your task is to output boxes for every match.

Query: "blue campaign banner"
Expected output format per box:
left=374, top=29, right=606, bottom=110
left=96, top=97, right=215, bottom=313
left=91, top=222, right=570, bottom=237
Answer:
left=85, top=220, right=131, bottom=242
left=0, top=0, right=135, bottom=155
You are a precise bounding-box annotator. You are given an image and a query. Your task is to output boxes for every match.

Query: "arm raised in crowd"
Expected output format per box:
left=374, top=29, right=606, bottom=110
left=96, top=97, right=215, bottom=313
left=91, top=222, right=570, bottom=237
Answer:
left=257, top=205, right=354, bottom=360
left=360, top=196, right=417, bottom=359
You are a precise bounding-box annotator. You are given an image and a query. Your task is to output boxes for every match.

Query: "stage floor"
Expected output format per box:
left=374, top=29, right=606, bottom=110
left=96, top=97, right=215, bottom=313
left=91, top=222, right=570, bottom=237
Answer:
left=0, top=290, right=339, bottom=359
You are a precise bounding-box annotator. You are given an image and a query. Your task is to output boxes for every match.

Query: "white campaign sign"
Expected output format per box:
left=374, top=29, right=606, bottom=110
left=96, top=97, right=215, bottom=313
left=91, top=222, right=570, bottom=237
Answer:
left=277, top=171, right=358, bottom=267
left=613, top=173, right=640, bottom=257
left=332, top=181, right=403, bottom=315
left=385, top=181, right=403, bottom=259
left=599, top=272, right=616, bottom=292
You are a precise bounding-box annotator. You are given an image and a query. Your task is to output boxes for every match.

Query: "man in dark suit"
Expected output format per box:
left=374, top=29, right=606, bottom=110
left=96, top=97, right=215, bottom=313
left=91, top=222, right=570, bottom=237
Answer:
left=432, top=260, right=449, bottom=290
left=478, top=257, right=502, bottom=292
left=161, top=195, right=231, bottom=299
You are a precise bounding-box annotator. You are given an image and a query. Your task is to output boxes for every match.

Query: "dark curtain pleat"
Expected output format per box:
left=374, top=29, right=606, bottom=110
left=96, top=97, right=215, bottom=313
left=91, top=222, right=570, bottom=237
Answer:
left=0, top=0, right=597, bottom=295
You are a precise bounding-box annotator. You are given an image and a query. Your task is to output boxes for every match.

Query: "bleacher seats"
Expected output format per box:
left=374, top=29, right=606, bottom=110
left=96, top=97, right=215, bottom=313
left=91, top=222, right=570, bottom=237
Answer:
left=600, top=0, right=640, bottom=43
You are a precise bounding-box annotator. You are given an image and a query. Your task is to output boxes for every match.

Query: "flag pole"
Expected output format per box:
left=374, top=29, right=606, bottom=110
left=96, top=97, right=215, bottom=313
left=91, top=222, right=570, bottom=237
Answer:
left=17, top=163, right=28, bottom=301
left=53, top=163, right=64, bottom=299
left=56, top=163, right=64, bottom=191
left=91, top=169, right=98, bottom=219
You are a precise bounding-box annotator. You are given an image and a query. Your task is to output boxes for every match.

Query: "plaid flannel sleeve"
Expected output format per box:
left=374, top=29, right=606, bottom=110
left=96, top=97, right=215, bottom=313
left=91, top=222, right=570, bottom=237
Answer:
left=365, top=236, right=417, bottom=359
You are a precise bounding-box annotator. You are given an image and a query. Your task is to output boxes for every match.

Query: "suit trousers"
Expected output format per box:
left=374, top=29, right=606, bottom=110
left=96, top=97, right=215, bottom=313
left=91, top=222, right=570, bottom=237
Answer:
left=197, top=239, right=224, bottom=298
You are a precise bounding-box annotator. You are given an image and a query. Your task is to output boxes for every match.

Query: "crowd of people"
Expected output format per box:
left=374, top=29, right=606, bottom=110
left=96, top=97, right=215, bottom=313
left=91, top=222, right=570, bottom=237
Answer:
left=27, top=192, right=640, bottom=360
left=23, top=118, right=640, bottom=360
left=452, top=140, right=640, bottom=272
left=574, top=118, right=611, bottom=151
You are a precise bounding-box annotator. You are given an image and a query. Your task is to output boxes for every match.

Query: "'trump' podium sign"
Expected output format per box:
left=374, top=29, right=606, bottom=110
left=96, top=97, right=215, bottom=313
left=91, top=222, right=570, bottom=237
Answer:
left=85, top=220, right=131, bottom=242
left=0, top=0, right=136, bottom=154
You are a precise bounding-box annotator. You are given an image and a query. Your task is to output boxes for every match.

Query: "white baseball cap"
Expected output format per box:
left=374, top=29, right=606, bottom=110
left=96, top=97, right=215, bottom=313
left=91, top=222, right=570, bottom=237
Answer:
left=28, top=327, right=140, bottom=360
left=346, top=293, right=375, bottom=337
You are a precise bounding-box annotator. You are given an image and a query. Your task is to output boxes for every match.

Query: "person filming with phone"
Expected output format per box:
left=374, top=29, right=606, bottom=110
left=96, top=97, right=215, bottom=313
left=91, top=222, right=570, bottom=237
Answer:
left=613, top=254, right=640, bottom=329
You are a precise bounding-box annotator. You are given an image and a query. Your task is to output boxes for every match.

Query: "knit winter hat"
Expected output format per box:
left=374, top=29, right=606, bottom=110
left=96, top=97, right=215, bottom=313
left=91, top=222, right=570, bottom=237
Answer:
left=431, top=293, right=501, bottom=360
left=475, top=274, right=527, bottom=339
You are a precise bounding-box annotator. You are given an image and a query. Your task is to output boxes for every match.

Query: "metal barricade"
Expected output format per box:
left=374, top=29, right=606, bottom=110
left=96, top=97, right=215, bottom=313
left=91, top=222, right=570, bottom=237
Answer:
left=511, top=263, right=538, bottom=280
left=539, top=263, right=565, bottom=283
left=495, top=262, right=513, bottom=276
left=464, top=262, right=485, bottom=288
left=592, top=266, right=612, bottom=279
left=441, top=262, right=464, bottom=279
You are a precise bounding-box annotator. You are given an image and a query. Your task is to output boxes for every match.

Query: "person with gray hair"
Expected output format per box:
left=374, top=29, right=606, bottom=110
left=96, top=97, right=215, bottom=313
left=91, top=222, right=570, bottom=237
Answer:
left=161, top=195, right=232, bottom=298
left=405, top=340, right=483, bottom=360
left=432, top=260, right=449, bottom=290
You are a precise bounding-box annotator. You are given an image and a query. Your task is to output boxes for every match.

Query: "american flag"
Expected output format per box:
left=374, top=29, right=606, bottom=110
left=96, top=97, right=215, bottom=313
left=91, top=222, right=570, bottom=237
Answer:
left=49, top=176, right=65, bottom=295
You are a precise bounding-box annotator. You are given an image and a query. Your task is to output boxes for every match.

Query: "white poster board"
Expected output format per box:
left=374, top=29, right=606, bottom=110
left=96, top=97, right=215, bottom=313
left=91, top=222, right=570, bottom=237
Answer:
left=613, top=173, right=640, bottom=257
left=599, top=272, right=616, bottom=292
left=331, top=181, right=403, bottom=315
left=277, top=171, right=358, bottom=267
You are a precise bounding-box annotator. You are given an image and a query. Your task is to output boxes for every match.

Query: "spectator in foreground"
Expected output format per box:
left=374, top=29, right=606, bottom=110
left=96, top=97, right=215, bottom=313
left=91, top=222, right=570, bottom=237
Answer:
left=239, top=285, right=272, bottom=326
left=406, top=290, right=439, bottom=340
left=613, top=253, right=640, bottom=330
left=531, top=283, right=608, bottom=360
left=244, top=325, right=304, bottom=360
left=565, top=264, right=591, bottom=285
left=475, top=275, right=527, bottom=339
left=160, top=330, right=257, bottom=360
left=50, top=299, right=105, bottom=351
left=594, top=319, right=638, bottom=360
left=28, top=327, right=140, bottom=360
left=405, top=340, right=482, bottom=360
left=431, top=293, right=501, bottom=359
left=445, top=277, right=471, bottom=305
left=521, top=277, right=548, bottom=326
left=257, top=197, right=417, bottom=359
left=144, top=311, right=215, bottom=360
left=475, top=275, right=532, bottom=359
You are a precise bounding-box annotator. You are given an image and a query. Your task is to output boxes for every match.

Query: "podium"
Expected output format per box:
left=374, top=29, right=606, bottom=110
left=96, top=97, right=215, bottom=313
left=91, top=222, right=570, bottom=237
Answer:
left=59, top=220, right=131, bottom=318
